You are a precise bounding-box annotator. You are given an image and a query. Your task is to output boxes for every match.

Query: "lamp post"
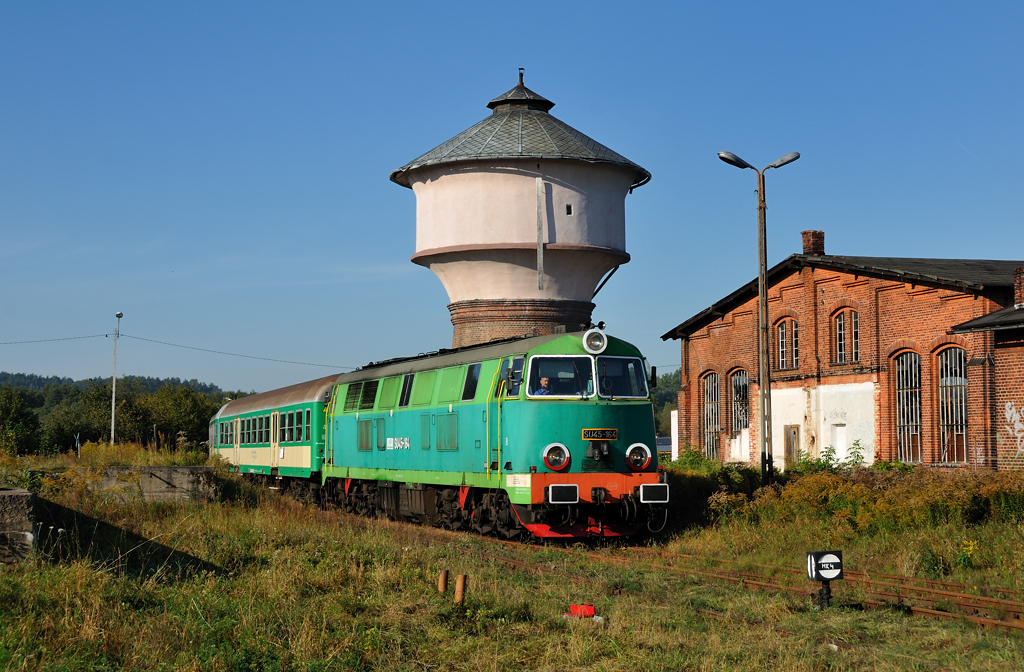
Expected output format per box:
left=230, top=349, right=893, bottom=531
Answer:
left=718, top=151, right=799, bottom=485
left=110, top=311, right=123, bottom=444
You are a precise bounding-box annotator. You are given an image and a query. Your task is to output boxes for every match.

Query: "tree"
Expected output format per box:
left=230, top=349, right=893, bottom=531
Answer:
left=0, top=386, right=41, bottom=455
left=146, top=385, right=221, bottom=446
left=651, top=368, right=681, bottom=437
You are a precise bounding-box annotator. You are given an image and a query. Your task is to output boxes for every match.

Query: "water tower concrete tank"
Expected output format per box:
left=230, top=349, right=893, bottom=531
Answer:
left=390, top=72, right=650, bottom=348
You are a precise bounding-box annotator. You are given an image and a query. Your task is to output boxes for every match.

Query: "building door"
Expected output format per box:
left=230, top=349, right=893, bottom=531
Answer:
left=784, top=425, right=800, bottom=467
left=271, top=411, right=280, bottom=469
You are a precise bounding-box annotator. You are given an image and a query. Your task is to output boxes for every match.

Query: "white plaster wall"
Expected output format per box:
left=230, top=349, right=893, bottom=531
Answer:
left=811, top=382, right=875, bottom=465
left=408, top=161, right=634, bottom=252
left=425, top=248, right=624, bottom=302
left=767, top=382, right=876, bottom=469
left=770, top=387, right=806, bottom=470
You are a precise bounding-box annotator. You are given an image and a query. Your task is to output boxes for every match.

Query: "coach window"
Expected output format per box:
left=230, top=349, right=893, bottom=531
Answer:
left=938, top=347, right=967, bottom=463
left=305, top=409, right=311, bottom=443
left=398, top=374, right=414, bottom=408
left=264, top=415, right=270, bottom=443
left=776, top=319, right=799, bottom=370
left=462, top=363, right=482, bottom=401
left=702, top=373, right=721, bottom=459
left=295, top=409, right=303, bottom=443
left=894, top=351, right=922, bottom=463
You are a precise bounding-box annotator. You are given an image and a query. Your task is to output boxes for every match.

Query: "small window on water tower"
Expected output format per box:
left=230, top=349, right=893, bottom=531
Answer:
left=565, top=204, right=573, bottom=216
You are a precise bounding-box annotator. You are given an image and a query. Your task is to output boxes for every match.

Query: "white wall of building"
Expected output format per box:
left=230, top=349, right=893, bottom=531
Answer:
left=768, top=382, right=875, bottom=469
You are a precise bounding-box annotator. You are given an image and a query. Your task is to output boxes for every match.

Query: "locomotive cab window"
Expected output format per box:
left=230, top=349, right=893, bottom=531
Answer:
left=596, top=356, right=649, bottom=398
left=526, top=356, right=594, bottom=398
left=398, top=374, right=414, bottom=408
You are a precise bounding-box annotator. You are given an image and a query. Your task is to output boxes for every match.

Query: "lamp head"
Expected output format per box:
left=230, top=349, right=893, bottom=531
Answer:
left=718, top=151, right=755, bottom=170
left=767, top=152, right=800, bottom=169
left=115, top=312, right=123, bottom=319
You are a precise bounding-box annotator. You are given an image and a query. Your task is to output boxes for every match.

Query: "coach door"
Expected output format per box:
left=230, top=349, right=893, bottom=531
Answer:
left=271, top=411, right=280, bottom=469
left=233, top=418, right=240, bottom=465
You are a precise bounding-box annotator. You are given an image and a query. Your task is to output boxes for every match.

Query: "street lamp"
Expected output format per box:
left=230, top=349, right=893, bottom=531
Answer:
left=718, top=151, right=800, bottom=485
left=110, top=311, right=123, bottom=444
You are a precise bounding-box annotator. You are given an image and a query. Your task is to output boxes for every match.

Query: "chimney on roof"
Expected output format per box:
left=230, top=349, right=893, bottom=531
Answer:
left=1015, top=268, right=1024, bottom=309
left=802, top=230, right=825, bottom=256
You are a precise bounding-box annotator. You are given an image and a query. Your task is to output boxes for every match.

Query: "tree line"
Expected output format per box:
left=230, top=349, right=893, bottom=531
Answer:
left=0, top=374, right=253, bottom=456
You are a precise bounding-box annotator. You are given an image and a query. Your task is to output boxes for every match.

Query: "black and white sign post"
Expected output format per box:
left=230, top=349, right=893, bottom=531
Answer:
left=807, top=550, right=843, bottom=609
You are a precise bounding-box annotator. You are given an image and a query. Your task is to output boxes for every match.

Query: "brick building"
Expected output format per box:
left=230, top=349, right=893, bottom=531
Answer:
left=661, top=231, right=1024, bottom=470
left=950, top=271, right=1024, bottom=470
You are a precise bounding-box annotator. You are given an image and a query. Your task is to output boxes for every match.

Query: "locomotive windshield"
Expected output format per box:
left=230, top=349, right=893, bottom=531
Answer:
left=596, top=356, right=649, bottom=399
left=526, top=356, right=594, bottom=398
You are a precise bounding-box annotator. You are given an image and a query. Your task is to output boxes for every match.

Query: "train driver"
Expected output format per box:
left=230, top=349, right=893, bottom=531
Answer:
left=532, top=376, right=552, bottom=396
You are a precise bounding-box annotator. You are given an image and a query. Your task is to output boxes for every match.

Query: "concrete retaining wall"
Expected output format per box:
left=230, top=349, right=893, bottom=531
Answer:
left=0, top=488, right=35, bottom=564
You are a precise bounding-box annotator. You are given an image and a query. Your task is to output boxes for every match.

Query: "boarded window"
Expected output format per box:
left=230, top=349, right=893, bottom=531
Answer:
left=420, top=414, right=432, bottom=450
left=376, top=417, right=386, bottom=451
left=462, top=363, right=482, bottom=401
left=343, top=383, right=362, bottom=412
left=398, top=374, right=414, bottom=408
left=359, top=381, right=379, bottom=410
left=437, top=413, right=458, bottom=451
left=378, top=376, right=400, bottom=410
left=438, top=366, right=465, bottom=403
left=702, top=373, right=721, bottom=460
left=895, top=352, right=922, bottom=463
left=938, top=347, right=967, bottom=463
left=357, top=419, right=372, bottom=451
left=412, top=371, right=437, bottom=406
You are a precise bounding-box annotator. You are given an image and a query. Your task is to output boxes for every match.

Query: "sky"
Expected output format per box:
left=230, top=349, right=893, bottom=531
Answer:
left=2, top=1, right=1022, bottom=393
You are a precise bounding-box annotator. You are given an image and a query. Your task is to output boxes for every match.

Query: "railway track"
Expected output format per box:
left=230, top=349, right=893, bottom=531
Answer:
left=299, top=495, right=1024, bottom=634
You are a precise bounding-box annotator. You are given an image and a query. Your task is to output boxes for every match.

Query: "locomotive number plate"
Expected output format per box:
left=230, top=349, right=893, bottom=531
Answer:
left=582, top=428, right=618, bottom=440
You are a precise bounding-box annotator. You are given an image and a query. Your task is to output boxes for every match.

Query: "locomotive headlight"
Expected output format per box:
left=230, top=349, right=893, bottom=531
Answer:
left=626, top=443, right=652, bottom=471
left=583, top=328, right=608, bottom=354
left=542, top=443, right=571, bottom=471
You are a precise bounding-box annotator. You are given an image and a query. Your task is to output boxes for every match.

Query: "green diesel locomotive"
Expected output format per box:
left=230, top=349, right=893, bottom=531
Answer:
left=209, top=328, right=669, bottom=538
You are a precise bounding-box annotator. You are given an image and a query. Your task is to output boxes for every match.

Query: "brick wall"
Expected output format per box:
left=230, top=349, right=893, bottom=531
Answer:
left=675, top=263, right=1011, bottom=468
left=448, top=299, right=594, bottom=348
left=993, top=329, right=1024, bottom=469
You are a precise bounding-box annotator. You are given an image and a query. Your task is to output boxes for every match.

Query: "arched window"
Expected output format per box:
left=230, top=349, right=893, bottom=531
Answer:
left=894, top=352, right=921, bottom=463
left=702, top=373, right=721, bottom=460
left=777, top=319, right=799, bottom=370
left=730, top=370, right=749, bottom=436
left=834, top=310, right=860, bottom=364
left=938, top=347, right=967, bottom=463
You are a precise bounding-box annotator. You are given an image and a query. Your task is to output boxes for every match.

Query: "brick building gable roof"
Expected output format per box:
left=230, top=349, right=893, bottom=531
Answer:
left=661, top=254, right=1024, bottom=341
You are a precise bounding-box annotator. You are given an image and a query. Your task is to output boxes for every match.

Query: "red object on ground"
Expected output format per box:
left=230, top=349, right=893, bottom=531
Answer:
left=569, top=604, right=595, bottom=618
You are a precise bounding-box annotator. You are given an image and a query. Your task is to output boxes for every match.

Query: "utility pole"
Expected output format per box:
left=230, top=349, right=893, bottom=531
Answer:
left=110, top=311, right=123, bottom=444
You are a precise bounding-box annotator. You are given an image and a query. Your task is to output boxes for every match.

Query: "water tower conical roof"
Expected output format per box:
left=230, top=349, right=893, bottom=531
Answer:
left=390, top=74, right=651, bottom=189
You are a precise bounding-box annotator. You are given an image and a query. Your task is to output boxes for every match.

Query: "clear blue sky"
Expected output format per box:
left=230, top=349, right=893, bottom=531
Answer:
left=2, top=1, right=1022, bottom=392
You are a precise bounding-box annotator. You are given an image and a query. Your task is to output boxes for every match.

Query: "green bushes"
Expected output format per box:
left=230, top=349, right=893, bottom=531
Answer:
left=728, top=467, right=1024, bottom=533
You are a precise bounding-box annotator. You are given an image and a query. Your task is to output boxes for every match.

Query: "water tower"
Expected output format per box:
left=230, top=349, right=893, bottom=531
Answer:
left=390, top=71, right=650, bottom=348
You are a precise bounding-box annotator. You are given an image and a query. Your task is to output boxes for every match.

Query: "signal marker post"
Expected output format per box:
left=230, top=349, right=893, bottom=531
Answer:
left=807, top=550, right=843, bottom=609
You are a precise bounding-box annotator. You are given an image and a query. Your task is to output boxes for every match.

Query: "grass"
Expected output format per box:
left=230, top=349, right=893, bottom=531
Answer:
left=1, top=475, right=1023, bottom=671
left=2, top=448, right=1024, bottom=670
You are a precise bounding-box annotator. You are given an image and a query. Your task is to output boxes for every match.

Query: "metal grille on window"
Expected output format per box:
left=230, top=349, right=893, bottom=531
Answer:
left=895, top=352, right=922, bottom=463
left=938, top=347, right=967, bottom=463
left=836, top=313, right=846, bottom=363
left=851, top=311, right=859, bottom=362
left=731, top=371, right=748, bottom=436
left=703, top=373, right=721, bottom=459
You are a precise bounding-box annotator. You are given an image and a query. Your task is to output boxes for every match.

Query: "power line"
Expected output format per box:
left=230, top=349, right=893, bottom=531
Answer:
left=0, top=334, right=107, bottom=345
left=120, top=334, right=355, bottom=370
